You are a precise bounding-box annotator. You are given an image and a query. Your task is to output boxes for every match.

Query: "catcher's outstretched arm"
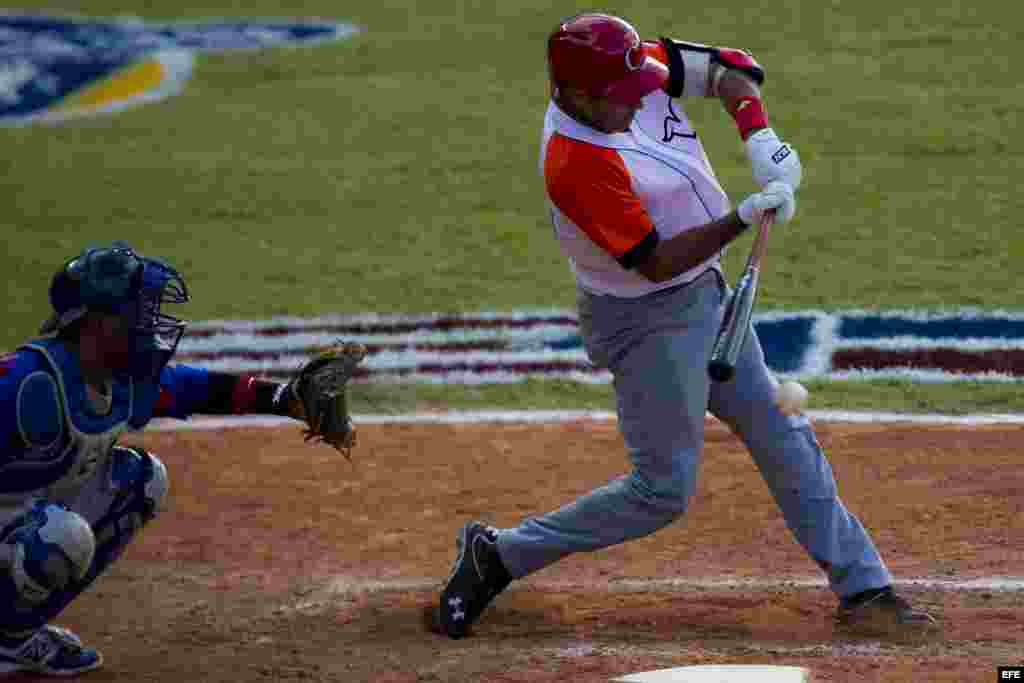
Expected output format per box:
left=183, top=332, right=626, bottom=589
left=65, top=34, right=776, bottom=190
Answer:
left=150, top=363, right=288, bottom=419
left=160, top=367, right=293, bottom=417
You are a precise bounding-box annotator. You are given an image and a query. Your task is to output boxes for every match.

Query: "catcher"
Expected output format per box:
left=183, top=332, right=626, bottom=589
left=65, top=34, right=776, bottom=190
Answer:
left=0, top=242, right=365, bottom=676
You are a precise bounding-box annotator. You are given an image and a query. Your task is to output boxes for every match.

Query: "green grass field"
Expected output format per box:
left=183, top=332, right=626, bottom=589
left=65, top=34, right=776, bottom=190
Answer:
left=3, top=0, right=1021, bottom=412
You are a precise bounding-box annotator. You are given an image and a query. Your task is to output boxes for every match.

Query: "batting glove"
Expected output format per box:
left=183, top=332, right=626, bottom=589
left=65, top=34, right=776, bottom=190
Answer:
left=745, top=128, right=802, bottom=191
left=737, top=180, right=796, bottom=225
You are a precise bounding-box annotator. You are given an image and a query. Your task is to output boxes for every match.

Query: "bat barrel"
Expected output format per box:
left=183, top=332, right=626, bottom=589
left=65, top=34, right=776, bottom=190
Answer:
left=707, top=268, right=760, bottom=382
left=707, top=210, right=773, bottom=382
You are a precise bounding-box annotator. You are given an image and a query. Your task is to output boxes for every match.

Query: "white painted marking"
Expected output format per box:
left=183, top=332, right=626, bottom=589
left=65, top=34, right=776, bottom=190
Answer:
left=595, top=576, right=1024, bottom=593
left=146, top=409, right=1024, bottom=432
left=612, top=665, right=808, bottom=683
left=312, top=574, right=1024, bottom=597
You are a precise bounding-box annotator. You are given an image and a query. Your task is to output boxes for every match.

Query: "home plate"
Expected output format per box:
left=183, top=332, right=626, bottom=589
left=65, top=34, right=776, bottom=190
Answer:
left=612, top=665, right=809, bottom=683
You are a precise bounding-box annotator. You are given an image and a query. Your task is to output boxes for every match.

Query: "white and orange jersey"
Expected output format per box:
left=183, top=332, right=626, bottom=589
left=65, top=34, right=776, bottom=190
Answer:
left=541, top=46, right=732, bottom=298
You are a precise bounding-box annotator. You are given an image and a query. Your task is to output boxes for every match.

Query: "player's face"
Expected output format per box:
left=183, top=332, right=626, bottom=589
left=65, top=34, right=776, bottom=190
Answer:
left=79, top=311, right=136, bottom=375
left=568, top=90, right=643, bottom=133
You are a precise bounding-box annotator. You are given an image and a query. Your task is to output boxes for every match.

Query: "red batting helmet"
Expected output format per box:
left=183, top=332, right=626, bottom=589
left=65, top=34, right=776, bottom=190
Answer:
left=547, top=13, right=669, bottom=106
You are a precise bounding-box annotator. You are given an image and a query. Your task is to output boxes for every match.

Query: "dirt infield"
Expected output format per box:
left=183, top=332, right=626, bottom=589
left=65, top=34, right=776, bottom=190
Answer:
left=46, top=418, right=1023, bottom=682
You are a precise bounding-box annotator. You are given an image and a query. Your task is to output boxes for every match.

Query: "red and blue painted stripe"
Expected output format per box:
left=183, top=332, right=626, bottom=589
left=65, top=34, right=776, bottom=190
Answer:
left=173, top=310, right=1024, bottom=384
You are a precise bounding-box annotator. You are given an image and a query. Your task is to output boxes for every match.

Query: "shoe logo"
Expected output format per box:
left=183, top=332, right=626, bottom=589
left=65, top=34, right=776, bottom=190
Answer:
left=19, top=637, right=50, bottom=663
left=471, top=538, right=491, bottom=579
left=448, top=596, right=465, bottom=622
left=662, top=99, right=697, bottom=143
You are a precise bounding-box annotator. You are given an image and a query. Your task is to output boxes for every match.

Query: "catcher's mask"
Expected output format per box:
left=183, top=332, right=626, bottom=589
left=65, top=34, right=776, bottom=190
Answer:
left=41, top=242, right=189, bottom=382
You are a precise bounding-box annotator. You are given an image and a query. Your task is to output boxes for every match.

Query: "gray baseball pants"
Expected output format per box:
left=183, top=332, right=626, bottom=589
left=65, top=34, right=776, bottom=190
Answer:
left=495, top=269, right=892, bottom=598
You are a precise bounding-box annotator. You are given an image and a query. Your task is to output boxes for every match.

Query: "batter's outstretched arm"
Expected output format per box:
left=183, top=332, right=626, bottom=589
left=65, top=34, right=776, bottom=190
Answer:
left=634, top=211, right=748, bottom=283
left=634, top=183, right=797, bottom=283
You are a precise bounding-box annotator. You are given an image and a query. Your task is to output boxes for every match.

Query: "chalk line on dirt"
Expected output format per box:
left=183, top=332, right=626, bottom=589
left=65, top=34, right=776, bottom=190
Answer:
left=316, top=575, right=1024, bottom=597
left=148, top=409, right=1024, bottom=432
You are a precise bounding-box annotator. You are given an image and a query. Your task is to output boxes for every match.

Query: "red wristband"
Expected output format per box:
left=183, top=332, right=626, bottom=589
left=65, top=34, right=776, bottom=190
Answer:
left=230, top=374, right=260, bottom=414
left=732, top=97, right=769, bottom=140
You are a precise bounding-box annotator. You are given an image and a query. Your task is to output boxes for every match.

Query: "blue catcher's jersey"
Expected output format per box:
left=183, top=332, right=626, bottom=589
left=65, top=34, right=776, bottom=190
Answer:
left=0, top=338, right=214, bottom=512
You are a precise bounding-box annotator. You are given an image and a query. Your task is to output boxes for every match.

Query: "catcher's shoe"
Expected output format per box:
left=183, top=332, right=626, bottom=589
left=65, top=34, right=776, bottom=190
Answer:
left=0, top=625, right=102, bottom=676
left=434, top=522, right=512, bottom=639
left=836, top=586, right=936, bottom=636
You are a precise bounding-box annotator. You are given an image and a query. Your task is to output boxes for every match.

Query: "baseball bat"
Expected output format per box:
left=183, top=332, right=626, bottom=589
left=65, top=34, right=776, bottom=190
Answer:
left=707, top=210, right=775, bottom=382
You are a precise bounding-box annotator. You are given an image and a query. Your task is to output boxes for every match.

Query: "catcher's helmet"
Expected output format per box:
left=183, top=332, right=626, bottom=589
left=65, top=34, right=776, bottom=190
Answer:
left=547, top=13, right=668, bottom=105
left=41, top=242, right=189, bottom=381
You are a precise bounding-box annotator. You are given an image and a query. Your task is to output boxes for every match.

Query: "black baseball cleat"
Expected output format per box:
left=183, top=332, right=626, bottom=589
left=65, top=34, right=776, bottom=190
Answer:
left=836, top=586, right=937, bottom=636
left=433, top=521, right=512, bottom=639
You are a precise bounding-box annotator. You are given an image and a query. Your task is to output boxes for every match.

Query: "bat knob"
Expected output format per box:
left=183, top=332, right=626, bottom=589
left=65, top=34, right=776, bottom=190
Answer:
left=708, top=361, right=735, bottom=382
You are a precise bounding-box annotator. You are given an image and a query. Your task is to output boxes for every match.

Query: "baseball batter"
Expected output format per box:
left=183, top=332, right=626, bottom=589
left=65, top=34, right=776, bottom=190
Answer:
left=434, top=12, right=935, bottom=638
left=0, top=243, right=363, bottom=676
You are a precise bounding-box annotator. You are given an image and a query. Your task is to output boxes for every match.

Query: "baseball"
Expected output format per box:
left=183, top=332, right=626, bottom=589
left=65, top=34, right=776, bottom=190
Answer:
left=774, top=380, right=808, bottom=415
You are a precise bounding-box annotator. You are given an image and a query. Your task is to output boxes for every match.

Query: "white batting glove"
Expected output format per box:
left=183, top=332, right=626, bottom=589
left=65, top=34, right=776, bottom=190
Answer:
left=745, top=128, right=802, bottom=191
left=737, top=180, right=796, bottom=225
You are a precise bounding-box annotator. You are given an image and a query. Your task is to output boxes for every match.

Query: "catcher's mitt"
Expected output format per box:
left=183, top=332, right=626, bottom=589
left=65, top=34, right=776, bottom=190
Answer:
left=281, top=342, right=367, bottom=457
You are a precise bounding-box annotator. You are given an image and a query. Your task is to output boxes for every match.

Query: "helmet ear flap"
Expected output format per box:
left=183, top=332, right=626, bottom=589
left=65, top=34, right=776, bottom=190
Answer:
left=42, top=264, right=89, bottom=335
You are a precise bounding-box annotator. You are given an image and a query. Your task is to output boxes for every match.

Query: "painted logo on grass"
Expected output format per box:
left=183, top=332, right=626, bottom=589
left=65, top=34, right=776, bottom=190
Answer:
left=174, top=310, right=1024, bottom=385
left=0, top=12, right=359, bottom=124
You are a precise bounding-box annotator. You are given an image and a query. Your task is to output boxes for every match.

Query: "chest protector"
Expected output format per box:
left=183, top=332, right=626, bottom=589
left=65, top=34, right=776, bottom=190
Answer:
left=14, top=340, right=159, bottom=504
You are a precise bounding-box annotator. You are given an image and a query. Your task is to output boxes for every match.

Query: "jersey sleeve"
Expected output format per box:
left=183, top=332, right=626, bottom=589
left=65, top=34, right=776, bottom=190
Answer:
left=154, top=363, right=215, bottom=419
left=544, top=133, right=659, bottom=269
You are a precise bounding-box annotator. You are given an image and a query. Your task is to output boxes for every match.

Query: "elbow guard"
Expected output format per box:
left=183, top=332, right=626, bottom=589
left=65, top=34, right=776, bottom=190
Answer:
left=658, top=38, right=765, bottom=98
